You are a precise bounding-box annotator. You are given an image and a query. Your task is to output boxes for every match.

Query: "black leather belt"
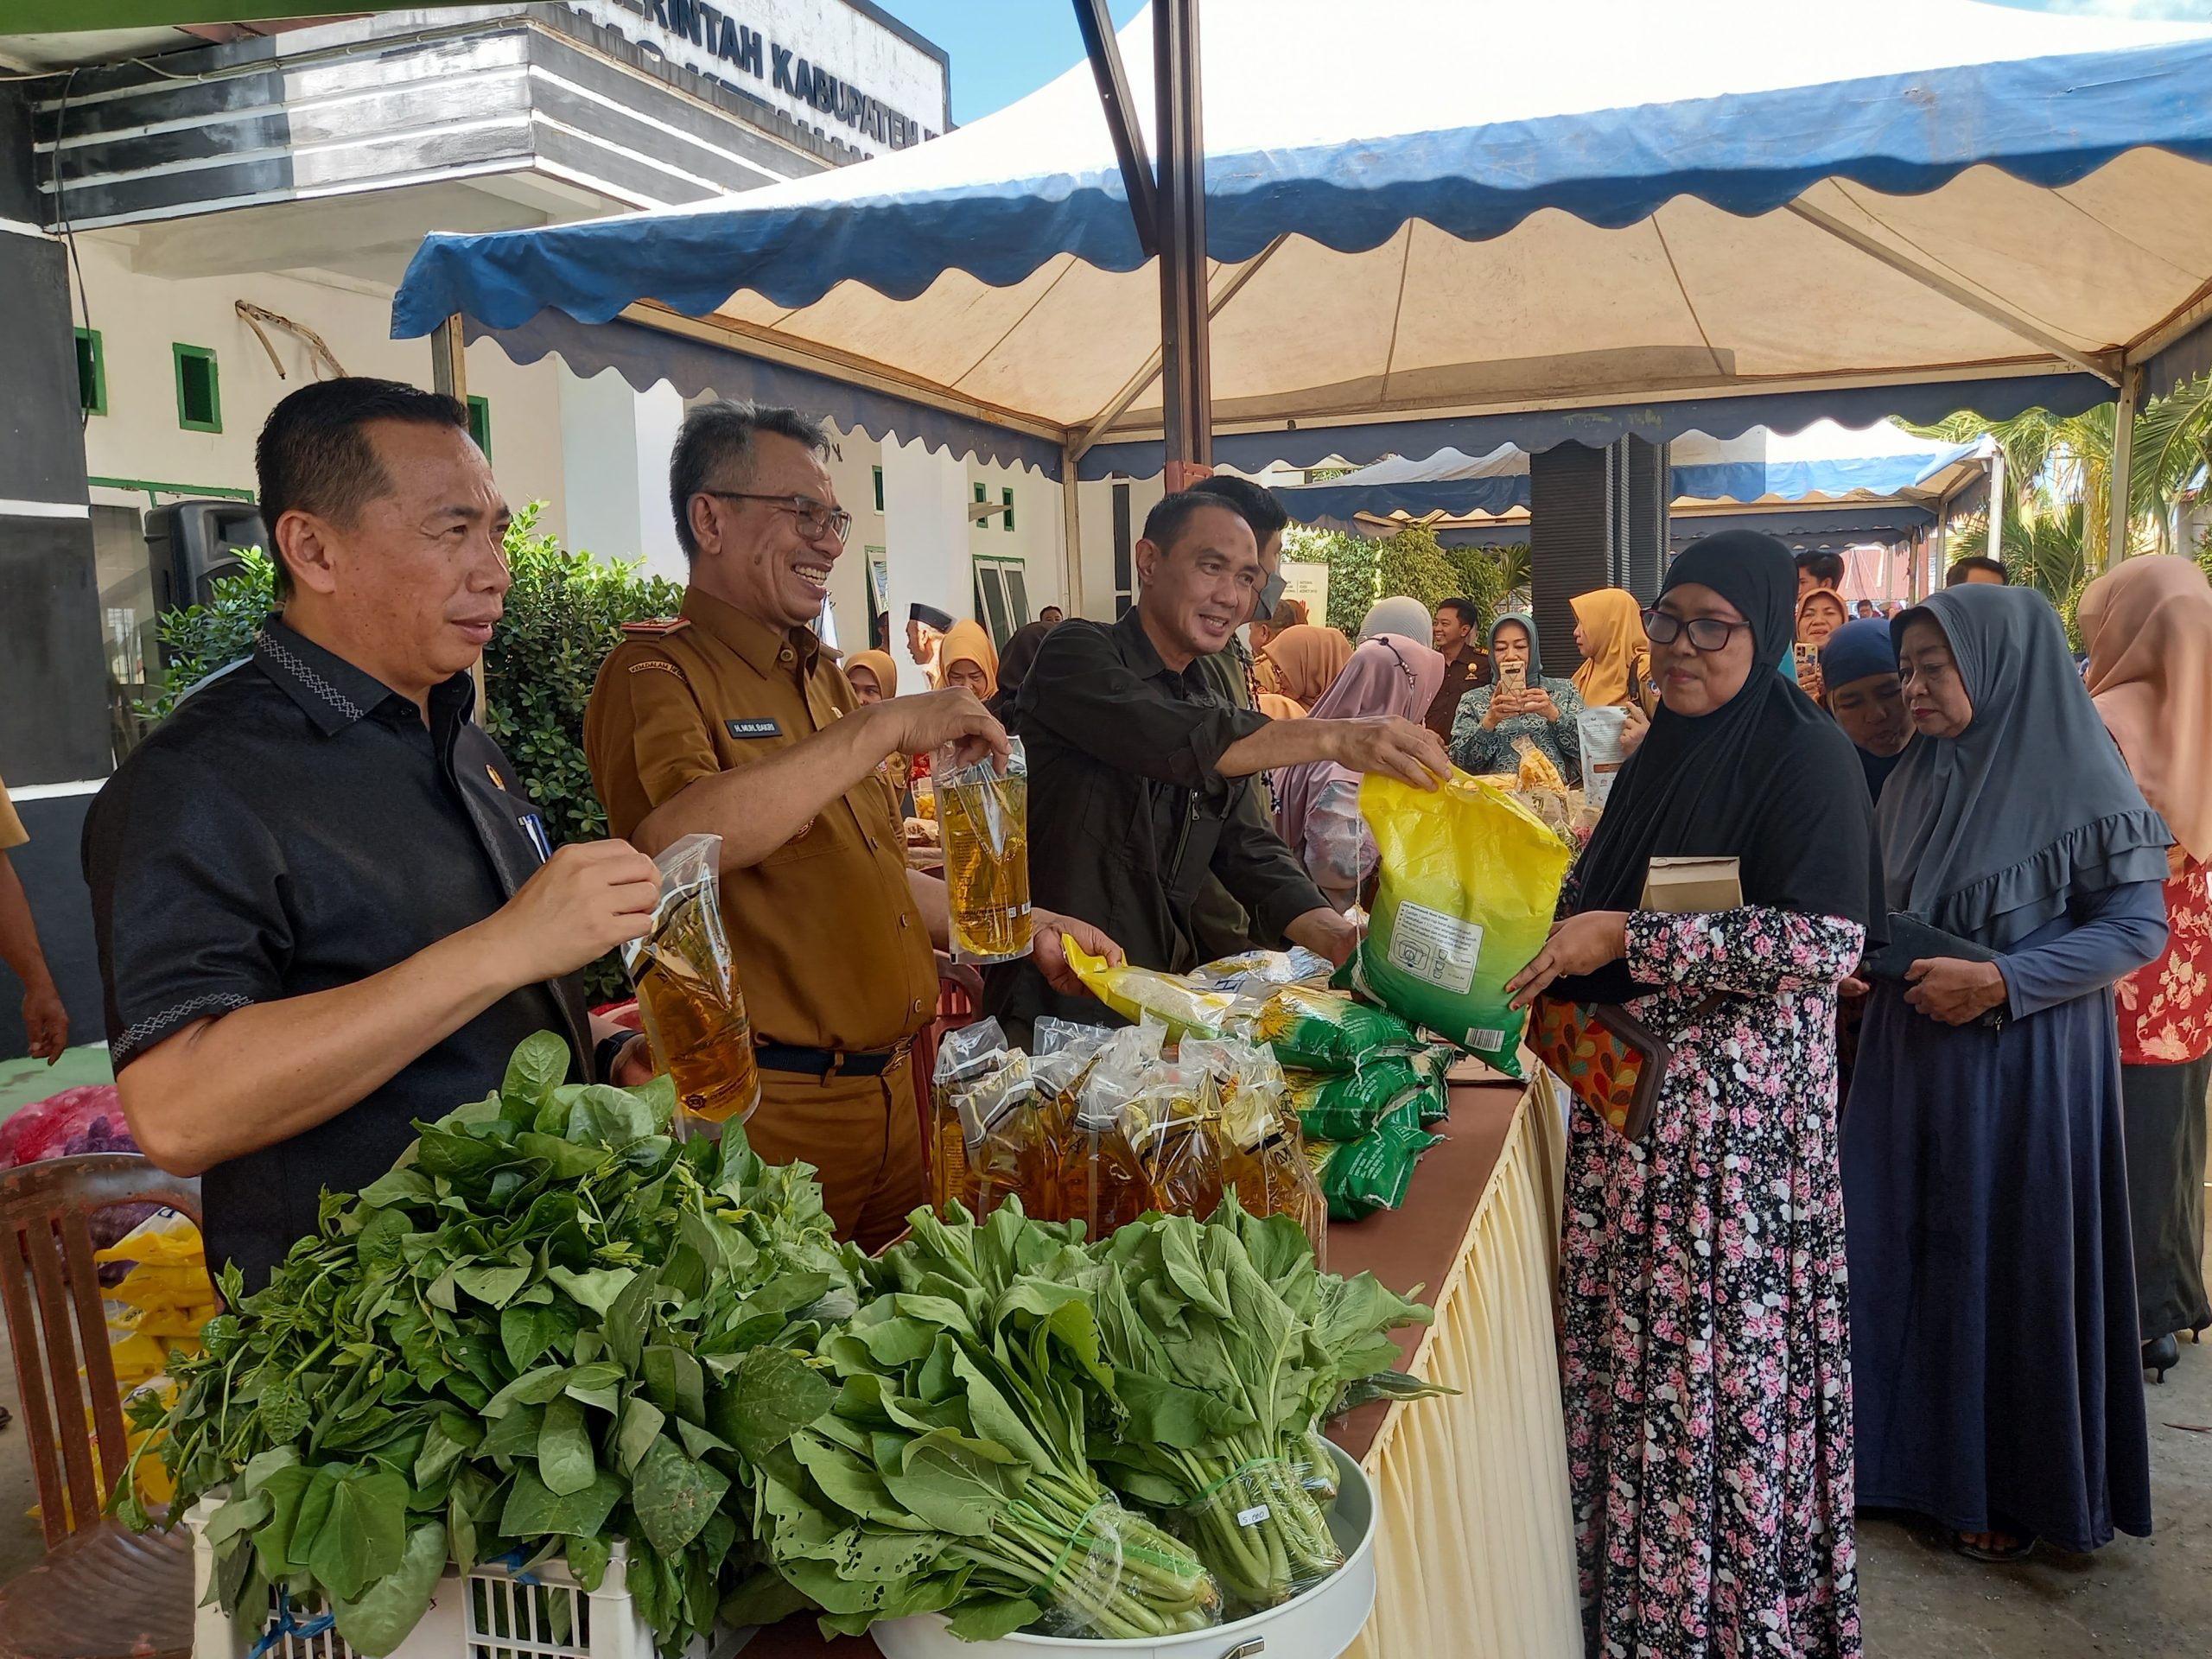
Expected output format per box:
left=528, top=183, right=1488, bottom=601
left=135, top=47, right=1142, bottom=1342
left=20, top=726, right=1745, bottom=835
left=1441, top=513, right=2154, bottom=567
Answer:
left=755, top=1041, right=909, bottom=1078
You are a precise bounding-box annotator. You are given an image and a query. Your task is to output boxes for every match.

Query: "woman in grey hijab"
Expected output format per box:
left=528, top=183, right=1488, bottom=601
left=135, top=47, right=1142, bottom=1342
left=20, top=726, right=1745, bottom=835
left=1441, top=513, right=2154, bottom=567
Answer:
left=1843, top=584, right=2171, bottom=1565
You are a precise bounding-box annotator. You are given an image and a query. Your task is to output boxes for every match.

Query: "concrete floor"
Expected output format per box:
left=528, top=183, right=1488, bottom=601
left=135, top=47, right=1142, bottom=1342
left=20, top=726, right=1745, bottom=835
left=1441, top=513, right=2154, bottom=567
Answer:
left=2, top=1225, right=2207, bottom=1653
left=1857, top=1319, right=2212, bottom=1659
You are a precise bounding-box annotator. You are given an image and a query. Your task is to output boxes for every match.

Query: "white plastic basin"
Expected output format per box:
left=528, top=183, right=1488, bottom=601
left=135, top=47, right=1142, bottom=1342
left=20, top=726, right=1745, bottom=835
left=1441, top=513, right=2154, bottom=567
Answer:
left=874, top=1443, right=1376, bottom=1659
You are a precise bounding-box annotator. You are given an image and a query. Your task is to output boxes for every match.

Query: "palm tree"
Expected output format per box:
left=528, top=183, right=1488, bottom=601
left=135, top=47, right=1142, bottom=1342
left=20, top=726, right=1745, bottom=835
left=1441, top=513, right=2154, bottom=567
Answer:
left=1907, top=375, right=2212, bottom=579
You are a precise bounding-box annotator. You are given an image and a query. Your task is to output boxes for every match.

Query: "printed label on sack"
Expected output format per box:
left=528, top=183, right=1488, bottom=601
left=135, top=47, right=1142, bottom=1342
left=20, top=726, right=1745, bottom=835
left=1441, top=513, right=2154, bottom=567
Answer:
left=1236, top=1503, right=1272, bottom=1528
left=1385, top=900, right=1482, bottom=995
left=1465, top=1026, right=1508, bottom=1052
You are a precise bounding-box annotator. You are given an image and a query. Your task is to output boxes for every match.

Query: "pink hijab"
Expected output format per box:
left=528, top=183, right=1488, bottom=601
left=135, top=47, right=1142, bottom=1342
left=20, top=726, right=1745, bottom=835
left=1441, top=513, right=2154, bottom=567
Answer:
left=1273, top=633, right=1446, bottom=855
left=2082, top=554, right=2212, bottom=862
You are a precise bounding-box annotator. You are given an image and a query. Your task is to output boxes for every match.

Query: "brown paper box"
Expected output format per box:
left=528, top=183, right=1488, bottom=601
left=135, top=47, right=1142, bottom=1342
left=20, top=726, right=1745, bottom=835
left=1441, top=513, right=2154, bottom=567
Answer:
left=1640, top=856, right=1744, bottom=913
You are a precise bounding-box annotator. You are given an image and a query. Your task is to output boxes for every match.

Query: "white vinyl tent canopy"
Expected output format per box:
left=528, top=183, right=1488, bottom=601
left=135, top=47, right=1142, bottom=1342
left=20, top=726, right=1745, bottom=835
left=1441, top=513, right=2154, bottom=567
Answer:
left=396, top=0, right=2212, bottom=487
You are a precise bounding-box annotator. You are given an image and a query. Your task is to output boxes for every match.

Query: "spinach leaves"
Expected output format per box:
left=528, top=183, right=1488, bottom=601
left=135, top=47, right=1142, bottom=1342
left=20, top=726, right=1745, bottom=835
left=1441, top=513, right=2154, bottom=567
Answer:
left=125, top=1033, right=855, bottom=1659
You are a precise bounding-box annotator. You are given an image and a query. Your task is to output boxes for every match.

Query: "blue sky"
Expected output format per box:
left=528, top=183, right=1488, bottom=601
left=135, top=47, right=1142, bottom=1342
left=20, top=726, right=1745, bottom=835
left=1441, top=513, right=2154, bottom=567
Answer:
left=879, top=0, right=1146, bottom=126
left=893, top=0, right=2209, bottom=126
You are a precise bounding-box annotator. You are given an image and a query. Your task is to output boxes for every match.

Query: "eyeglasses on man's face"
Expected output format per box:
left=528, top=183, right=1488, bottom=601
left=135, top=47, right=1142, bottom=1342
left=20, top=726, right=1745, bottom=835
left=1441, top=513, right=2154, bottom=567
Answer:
left=1643, top=607, right=1751, bottom=653
left=702, top=491, right=854, bottom=544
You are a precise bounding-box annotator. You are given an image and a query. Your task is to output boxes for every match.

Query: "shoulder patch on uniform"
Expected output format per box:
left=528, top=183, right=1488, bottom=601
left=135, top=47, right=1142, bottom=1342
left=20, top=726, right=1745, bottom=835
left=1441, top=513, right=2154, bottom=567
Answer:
left=628, top=658, right=689, bottom=680
left=620, top=617, right=692, bottom=637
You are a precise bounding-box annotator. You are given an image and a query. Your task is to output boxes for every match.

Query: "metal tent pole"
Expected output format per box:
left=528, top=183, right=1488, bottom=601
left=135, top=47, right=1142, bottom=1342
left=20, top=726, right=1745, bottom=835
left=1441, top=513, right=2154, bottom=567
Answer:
left=1076, top=0, right=1212, bottom=494
left=2107, top=365, right=2142, bottom=570
left=1152, top=0, right=1211, bottom=492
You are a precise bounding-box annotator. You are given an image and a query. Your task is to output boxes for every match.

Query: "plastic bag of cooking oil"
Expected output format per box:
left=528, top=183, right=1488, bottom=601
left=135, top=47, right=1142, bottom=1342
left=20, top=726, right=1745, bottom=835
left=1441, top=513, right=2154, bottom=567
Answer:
left=1129, top=1063, right=1226, bottom=1219
left=937, top=737, right=1034, bottom=966
left=1068, top=1022, right=1167, bottom=1240
left=1252, top=983, right=1418, bottom=1073
left=1023, top=1020, right=1116, bottom=1223
left=1064, top=938, right=1248, bottom=1043
left=1186, top=1039, right=1326, bottom=1262
left=1346, top=770, right=1573, bottom=1078
left=960, top=1057, right=1044, bottom=1221
left=931, top=1019, right=1016, bottom=1216
left=622, top=833, right=760, bottom=1128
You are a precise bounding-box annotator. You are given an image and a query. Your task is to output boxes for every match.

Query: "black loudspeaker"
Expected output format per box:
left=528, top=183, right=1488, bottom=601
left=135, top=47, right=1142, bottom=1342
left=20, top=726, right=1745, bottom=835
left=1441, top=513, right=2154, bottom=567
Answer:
left=1622, top=436, right=1669, bottom=602
left=1529, top=442, right=1612, bottom=677
left=144, top=499, right=269, bottom=611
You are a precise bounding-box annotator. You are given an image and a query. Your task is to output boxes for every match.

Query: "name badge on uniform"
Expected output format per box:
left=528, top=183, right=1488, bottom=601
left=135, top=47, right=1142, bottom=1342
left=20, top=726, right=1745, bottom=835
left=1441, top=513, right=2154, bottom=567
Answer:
left=726, top=718, right=783, bottom=740
left=517, top=810, right=553, bottom=863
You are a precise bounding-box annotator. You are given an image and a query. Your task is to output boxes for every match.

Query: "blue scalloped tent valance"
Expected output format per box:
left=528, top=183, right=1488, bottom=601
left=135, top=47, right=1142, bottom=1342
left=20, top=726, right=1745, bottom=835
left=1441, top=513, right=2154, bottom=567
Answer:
left=465, top=309, right=1065, bottom=479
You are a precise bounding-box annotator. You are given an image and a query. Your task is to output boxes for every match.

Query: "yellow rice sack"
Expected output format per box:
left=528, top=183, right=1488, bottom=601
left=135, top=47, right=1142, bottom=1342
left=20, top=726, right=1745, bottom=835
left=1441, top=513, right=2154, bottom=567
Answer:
left=1345, top=771, right=1573, bottom=1077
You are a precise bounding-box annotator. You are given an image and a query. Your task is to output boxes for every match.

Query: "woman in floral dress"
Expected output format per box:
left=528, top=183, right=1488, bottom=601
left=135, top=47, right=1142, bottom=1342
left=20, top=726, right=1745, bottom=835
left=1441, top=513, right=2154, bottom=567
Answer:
left=1511, top=531, right=1879, bottom=1657
left=2082, top=555, right=2212, bottom=1377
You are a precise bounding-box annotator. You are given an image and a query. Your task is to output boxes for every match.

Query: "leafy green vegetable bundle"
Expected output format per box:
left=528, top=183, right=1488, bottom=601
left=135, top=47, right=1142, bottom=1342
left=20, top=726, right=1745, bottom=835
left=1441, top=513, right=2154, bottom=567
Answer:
left=1086, top=1199, right=1440, bottom=1611
left=728, top=1203, right=1223, bottom=1643
left=124, top=1034, right=857, bottom=1659
left=736, top=1197, right=1443, bottom=1640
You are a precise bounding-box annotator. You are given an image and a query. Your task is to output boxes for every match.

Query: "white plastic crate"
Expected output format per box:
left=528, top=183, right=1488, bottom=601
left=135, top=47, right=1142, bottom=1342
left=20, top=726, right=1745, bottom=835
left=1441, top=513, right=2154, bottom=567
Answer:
left=184, top=1497, right=752, bottom=1659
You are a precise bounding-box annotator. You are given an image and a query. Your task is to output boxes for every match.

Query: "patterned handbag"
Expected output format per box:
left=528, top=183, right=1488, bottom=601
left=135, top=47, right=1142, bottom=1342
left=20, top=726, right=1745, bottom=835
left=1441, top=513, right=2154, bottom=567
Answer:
left=1528, top=995, right=1675, bottom=1141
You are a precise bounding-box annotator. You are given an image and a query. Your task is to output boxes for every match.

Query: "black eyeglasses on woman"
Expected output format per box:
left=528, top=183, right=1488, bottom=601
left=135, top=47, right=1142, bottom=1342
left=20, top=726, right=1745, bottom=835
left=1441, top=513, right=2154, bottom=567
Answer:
left=1643, top=607, right=1752, bottom=653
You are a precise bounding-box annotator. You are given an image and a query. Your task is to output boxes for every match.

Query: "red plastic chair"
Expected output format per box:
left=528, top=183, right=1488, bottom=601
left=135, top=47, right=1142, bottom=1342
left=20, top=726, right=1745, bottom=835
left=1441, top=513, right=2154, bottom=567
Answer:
left=0, top=1153, right=204, bottom=1659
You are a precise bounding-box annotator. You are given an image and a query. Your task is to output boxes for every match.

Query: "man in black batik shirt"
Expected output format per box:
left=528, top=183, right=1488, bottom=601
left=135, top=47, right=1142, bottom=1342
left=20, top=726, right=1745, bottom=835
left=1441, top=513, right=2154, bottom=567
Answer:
left=85, top=379, right=661, bottom=1288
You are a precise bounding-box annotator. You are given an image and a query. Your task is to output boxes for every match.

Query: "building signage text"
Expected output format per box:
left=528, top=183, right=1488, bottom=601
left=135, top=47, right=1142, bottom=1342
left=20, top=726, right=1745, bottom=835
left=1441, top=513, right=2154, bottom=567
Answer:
left=598, top=0, right=938, bottom=151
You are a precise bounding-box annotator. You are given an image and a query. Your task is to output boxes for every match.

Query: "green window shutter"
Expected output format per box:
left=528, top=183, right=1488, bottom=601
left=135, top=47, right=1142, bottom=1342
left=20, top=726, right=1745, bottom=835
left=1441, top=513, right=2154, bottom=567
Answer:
left=173, top=344, right=220, bottom=433
left=1001, top=486, right=1014, bottom=531
left=872, top=465, right=884, bottom=512
left=74, top=327, right=105, bottom=416
left=467, top=395, right=493, bottom=461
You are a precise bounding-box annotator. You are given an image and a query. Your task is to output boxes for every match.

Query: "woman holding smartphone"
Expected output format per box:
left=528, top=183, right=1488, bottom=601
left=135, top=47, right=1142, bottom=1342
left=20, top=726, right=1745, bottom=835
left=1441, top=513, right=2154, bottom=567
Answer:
left=1448, top=611, right=1586, bottom=779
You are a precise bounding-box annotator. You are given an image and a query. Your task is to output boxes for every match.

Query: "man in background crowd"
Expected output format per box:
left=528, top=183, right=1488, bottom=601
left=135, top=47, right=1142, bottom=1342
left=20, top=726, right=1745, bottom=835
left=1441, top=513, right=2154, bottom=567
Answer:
left=1039, top=605, right=1065, bottom=626
left=1854, top=599, right=1879, bottom=620
left=907, top=601, right=954, bottom=686
left=0, top=772, right=67, bottom=1063
left=1426, top=596, right=1494, bottom=742
left=1947, top=556, right=2008, bottom=587
left=1796, top=548, right=1847, bottom=599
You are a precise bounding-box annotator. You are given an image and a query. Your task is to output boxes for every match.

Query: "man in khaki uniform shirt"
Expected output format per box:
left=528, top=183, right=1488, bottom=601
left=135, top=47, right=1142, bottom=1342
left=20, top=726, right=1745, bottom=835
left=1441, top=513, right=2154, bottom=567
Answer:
left=0, top=772, right=68, bottom=1063
left=585, top=401, right=1118, bottom=1249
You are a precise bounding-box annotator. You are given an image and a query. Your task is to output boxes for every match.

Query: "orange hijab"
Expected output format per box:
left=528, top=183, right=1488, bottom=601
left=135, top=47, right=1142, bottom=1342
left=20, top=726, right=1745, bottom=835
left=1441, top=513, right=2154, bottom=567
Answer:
left=1570, top=588, right=1650, bottom=707
left=1256, top=624, right=1353, bottom=710
left=843, top=649, right=899, bottom=699
left=1256, top=692, right=1306, bottom=721
left=938, top=620, right=1000, bottom=700
left=2082, top=555, right=2212, bottom=862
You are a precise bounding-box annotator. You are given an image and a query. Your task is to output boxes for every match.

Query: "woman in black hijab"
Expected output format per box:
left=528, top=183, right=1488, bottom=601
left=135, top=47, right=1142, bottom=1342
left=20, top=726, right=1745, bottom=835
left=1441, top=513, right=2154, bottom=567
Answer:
left=1509, top=530, right=1877, bottom=1659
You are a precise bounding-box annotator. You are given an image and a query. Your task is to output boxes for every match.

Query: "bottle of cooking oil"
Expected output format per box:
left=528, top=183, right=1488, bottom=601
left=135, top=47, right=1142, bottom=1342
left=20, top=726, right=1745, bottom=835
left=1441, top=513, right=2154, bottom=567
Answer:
left=937, top=739, right=1033, bottom=963
left=624, top=835, right=759, bottom=1127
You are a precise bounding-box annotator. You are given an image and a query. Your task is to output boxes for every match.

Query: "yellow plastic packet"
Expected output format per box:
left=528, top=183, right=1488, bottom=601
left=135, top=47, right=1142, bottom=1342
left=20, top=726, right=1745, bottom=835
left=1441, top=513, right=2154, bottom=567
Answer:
left=1347, top=770, right=1573, bottom=1077
left=1064, top=938, right=1246, bottom=1042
